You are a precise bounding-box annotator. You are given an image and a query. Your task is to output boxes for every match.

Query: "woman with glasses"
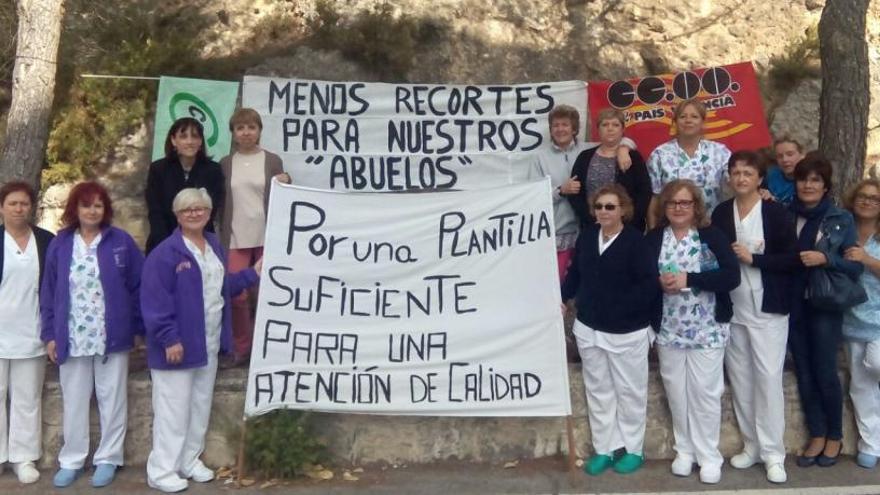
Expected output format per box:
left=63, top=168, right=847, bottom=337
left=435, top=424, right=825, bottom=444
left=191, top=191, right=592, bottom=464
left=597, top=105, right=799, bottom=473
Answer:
left=841, top=179, right=880, bottom=469
left=787, top=153, right=861, bottom=468
left=40, top=182, right=144, bottom=488
left=562, top=184, right=657, bottom=476
left=141, top=188, right=260, bottom=493
left=647, top=99, right=731, bottom=224
left=711, top=151, right=798, bottom=484
left=646, top=179, right=739, bottom=484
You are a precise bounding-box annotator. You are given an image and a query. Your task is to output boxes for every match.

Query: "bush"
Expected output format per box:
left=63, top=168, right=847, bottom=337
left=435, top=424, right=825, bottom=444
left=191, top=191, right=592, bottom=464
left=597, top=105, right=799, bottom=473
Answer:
left=244, top=410, right=327, bottom=479
left=309, top=1, right=447, bottom=82
left=767, top=25, right=820, bottom=93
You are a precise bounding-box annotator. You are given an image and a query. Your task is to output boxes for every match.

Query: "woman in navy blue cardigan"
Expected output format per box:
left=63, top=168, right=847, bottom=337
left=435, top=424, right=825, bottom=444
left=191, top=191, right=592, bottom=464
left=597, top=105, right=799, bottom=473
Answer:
left=562, top=184, right=657, bottom=476
left=711, top=151, right=798, bottom=484
left=645, top=179, right=740, bottom=484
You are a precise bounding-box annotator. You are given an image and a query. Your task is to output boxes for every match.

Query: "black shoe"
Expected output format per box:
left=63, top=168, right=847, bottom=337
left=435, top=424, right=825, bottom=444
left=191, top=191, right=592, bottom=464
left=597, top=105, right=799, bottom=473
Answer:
left=796, top=454, right=817, bottom=467
left=817, top=454, right=838, bottom=467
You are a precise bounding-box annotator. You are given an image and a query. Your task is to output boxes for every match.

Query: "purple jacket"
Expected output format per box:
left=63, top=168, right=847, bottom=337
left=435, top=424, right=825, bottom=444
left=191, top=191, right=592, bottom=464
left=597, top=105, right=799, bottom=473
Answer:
left=40, top=226, right=145, bottom=364
left=140, top=228, right=258, bottom=370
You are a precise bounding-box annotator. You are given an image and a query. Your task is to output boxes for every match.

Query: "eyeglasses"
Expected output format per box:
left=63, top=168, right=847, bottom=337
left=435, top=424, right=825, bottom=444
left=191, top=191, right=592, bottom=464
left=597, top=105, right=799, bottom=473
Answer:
left=855, top=194, right=880, bottom=206
left=593, top=203, right=619, bottom=211
left=664, top=200, right=695, bottom=210
left=179, top=207, right=210, bottom=216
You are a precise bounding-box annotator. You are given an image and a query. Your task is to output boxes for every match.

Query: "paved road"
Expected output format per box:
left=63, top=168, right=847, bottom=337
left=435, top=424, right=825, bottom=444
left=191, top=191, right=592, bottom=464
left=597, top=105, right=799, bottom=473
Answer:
left=2, top=457, right=879, bottom=494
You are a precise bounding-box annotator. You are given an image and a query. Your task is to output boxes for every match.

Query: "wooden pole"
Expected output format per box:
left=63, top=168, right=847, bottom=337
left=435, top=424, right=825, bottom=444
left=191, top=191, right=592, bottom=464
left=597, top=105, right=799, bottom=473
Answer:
left=236, top=418, right=248, bottom=486
left=565, top=415, right=578, bottom=473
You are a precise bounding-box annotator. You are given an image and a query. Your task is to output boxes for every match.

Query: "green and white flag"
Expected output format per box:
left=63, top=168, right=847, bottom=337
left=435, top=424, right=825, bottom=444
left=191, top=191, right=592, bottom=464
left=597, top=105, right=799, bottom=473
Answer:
left=151, top=76, right=240, bottom=161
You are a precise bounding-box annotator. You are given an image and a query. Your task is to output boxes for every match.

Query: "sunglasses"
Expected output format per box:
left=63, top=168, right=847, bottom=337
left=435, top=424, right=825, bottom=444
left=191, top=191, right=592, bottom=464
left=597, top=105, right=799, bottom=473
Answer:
left=664, top=200, right=695, bottom=210
left=593, top=203, right=619, bottom=211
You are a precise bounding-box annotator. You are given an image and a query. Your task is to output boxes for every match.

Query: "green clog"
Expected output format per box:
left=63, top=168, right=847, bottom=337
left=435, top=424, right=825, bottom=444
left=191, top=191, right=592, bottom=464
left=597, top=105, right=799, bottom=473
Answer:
left=613, top=453, right=644, bottom=474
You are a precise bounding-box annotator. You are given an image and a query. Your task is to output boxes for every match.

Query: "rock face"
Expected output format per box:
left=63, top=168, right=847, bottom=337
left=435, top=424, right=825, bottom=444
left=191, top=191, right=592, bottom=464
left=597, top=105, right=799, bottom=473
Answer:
left=40, top=0, right=880, bottom=234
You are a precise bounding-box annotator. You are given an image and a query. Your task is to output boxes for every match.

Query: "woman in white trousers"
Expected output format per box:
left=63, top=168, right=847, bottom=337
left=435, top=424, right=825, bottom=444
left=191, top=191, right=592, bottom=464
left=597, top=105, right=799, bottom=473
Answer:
left=645, top=180, right=740, bottom=484
left=0, top=181, right=54, bottom=484
left=141, top=188, right=260, bottom=493
left=40, top=182, right=144, bottom=488
left=711, top=151, right=799, bottom=484
left=842, top=179, right=880, bottom=469
left=562, top=184, right=656, bottom=476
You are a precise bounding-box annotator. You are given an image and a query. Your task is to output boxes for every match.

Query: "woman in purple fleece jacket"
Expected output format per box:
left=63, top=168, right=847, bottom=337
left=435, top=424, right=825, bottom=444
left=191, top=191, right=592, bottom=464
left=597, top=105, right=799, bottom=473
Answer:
left=140, top=188, right=260, bottom=493
left=40, top=182, right=144, bottom=489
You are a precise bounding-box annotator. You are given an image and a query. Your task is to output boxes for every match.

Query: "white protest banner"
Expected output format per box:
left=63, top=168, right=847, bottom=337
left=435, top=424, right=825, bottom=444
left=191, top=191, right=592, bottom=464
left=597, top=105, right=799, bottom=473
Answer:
left=241, top=77, right=587, bottom=191
left=244, top=179, right=571, bottom=417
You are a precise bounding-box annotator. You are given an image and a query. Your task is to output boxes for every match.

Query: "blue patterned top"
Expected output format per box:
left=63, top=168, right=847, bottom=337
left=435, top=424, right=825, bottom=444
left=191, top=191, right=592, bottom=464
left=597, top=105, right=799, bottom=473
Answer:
left=843, top=236, right=880, bottom=342
left=67, top=232, right=106, bottom=357
left=656, top=227, right=729, bottom=349
left=647, top=139, right=731, bottom=212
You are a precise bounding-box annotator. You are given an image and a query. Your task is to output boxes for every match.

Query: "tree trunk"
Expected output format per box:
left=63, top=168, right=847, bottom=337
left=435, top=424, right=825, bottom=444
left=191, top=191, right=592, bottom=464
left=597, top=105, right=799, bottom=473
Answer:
left=0, top=0, right=64, bottom=188
left=818, top=0, right=870, bottom=200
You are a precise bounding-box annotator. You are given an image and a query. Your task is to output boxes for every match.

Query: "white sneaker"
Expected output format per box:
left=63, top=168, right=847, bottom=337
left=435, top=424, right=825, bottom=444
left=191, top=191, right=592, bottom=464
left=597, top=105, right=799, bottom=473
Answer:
left=12, top=462, right=40, bottom=484
left=148, top=475, right=189, bottom=493
left=699, top=465, right=722, bottom=484
left=766, top=463, right=787, bottom=484
left=730, top=451, right=759, bottom=469
left=671, top=455, right=694, bottom=476
left=184, top=460, right=214, bottom=483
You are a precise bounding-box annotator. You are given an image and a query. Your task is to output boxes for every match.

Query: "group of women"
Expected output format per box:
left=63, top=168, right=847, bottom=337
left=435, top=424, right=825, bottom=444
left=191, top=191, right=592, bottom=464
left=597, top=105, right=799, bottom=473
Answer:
left=1, top=95, right=878, bottom=490
left=0, top=108, right=282, bottom=492
left=554, top=97, right=880, bottom=485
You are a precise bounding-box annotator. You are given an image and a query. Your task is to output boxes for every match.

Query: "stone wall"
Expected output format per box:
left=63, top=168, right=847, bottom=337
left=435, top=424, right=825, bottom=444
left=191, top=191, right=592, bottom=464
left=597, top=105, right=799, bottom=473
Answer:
left=38, top=361, right=858, bottom=468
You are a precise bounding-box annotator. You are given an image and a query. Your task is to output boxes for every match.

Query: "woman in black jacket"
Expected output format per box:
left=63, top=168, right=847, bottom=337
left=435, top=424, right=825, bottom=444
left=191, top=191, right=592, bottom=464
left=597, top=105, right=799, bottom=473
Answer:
left=0, top=181, right=54, bottom=484
left=562, top=184, right=657, bottom=477
left=645, top=179, right=740, bottom=485
left=711, top=150, right=798, bottom=484
left=568, top=108, right=651, bottom=232
left=145, top=118, right=225, bottom=253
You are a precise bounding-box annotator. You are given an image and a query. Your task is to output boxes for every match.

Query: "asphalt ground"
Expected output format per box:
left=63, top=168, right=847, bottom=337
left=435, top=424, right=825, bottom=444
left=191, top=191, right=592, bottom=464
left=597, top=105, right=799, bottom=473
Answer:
left=2, top=456, right=880, bottom=495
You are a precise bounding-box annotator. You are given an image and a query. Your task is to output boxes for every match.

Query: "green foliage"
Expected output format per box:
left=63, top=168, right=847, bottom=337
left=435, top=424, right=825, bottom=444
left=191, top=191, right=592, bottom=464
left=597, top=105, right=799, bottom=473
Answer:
left=309, top=1, right=447, bottom=82
left=0, top=0, right=16, bottom=107
left=767, top=25, right=820, bottom=94
left=244, top=410, right=327, bottom=479
left=43, top=0, right=219, bottom=188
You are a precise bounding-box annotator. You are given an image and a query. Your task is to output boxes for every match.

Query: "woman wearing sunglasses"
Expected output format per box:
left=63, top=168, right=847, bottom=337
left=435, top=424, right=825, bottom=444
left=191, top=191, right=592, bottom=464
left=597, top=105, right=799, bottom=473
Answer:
left=711, top=151, right=798, bottom=483
left=646, top=179, right=739, bottom=484
left=562, top=184, right=657, bottom=476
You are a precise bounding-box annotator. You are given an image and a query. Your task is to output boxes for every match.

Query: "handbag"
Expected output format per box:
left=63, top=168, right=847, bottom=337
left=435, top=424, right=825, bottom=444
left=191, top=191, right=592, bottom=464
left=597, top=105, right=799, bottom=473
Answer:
left=807, top=268, right=867, bottom=311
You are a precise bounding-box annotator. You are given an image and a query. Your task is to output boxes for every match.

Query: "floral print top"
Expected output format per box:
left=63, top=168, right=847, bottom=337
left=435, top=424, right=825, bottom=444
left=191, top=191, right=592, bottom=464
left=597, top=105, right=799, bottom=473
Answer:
left=647, top=139, right=731, bottom=212
left=67, top=232, right=106, bottom=357
left=656, top=227, right=729, bottom=349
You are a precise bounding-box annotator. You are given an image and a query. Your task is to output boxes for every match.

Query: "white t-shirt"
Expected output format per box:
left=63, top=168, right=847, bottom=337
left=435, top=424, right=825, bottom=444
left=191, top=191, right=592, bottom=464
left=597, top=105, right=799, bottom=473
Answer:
left=0, top=230, right=44, bottom=358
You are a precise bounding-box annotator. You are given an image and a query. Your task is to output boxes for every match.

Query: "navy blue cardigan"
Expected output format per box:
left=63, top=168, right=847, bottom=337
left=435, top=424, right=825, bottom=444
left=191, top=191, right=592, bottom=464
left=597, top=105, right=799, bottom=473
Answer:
left=561, top=225, right=658, bottom=333
left=711, top=198, right=799, bottom=315
left=0, top=224, right=54, bottom=288
left=644, top=225, right=741, bottom=331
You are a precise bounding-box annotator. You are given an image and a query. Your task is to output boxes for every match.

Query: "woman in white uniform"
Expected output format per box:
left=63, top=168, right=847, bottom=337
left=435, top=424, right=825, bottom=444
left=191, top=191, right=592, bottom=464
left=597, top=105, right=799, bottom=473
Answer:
left=711, top=151, right=798, bottom=483
left=0, top=181, right=54, bottom=484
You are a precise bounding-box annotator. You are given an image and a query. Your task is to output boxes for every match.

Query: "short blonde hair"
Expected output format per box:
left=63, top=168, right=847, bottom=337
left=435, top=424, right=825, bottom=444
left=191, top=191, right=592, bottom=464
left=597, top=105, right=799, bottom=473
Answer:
left=229, top=107, right=263, bottom=131
left=548, top=104, right=580, bottom=137
left=673, top=98, right=707, bottom=121
left=172, top=188, right=212, bottom=213
left=651, top=179, right=710, bottom=229
left=596, top=108, right=626, bottom=129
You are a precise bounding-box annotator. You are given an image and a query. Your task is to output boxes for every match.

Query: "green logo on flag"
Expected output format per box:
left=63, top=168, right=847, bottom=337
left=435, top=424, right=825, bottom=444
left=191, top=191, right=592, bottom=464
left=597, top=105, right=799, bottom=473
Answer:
left=168, top=92, right=220, bottom=147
